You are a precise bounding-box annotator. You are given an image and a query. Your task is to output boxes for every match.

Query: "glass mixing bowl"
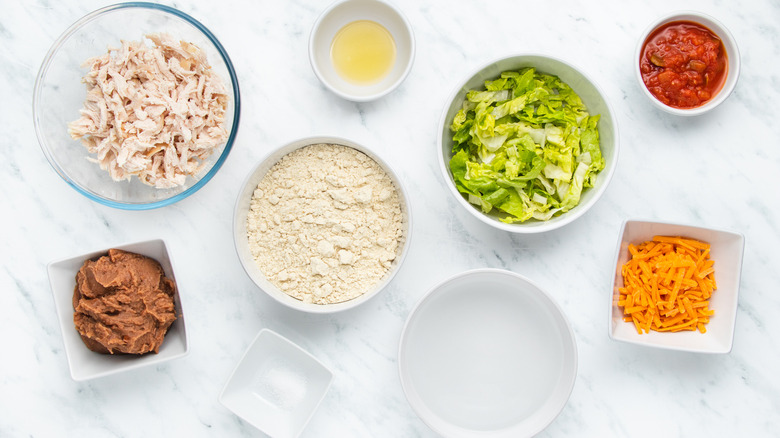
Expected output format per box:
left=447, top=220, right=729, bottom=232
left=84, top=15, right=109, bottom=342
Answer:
left=33, top=2, right=241, bottom=209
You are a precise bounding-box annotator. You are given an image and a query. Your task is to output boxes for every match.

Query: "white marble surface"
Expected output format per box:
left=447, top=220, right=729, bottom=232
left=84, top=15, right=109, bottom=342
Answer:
left=3, top=0, right=780, bottom=436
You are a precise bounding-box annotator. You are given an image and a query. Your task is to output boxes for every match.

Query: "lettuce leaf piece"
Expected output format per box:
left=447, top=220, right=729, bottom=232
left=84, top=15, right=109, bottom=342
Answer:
left=452, top=119, right=473, bottom=147
left=497, top=189, right=532, bottom=223
left=468, top=194, right=493, bottom=213
left=485, top=77, right=511, bottom=91
left=467, top=89, right=510, bottom=104
left=512, top=68, right=536, bottom=95
left=451, top=109, right=474, bottom=148
left=580, top=115, right=604, bottom=173
left=449, top=150, right=474, bottom=194
left=483, top=187, right=511, bottom=206
left=491, top=95, right=529, bottom=119
left=560, top=161, right=589, bottom=211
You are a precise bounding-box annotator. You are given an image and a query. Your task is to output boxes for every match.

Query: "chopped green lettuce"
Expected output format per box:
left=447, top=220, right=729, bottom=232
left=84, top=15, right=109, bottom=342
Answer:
left=448, top=68, right=605, bottom=223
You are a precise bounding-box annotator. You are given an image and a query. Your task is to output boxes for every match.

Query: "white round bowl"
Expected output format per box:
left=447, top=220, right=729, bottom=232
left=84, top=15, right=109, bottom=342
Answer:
left=399, top=269, right=577, bottom=437
left=635, top=11, right=740, bottom=116
left=309, top=0, right=415, bottom=102
left=233, top=136, right=411, bottom=313
left=438, top=54, right=619, bottom=233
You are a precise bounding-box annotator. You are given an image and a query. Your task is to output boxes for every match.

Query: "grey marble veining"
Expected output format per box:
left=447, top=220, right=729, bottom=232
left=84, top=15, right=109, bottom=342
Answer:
left=3, top=0, right=780, bottom=437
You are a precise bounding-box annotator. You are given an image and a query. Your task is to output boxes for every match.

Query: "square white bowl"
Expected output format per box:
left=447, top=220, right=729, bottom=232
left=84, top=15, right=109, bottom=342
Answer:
left=47, top=238, right=189, bottom=381
left=609, top=219, right=744, bottom=353
left=220, top=329, right=334, bottom=438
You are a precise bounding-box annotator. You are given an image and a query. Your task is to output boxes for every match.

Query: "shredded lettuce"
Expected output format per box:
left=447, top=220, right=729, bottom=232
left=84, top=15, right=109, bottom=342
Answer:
left=448, top=68, right=605, bottom=223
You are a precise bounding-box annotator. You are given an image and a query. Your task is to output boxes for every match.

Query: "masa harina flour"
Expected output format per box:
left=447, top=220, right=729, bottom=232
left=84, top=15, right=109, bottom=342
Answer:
left=246, top=144, right=404, bottom=304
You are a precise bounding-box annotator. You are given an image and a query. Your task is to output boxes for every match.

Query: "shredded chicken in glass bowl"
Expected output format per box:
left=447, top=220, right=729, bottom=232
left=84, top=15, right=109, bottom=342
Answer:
left=34, top=2, right=240, bottom=209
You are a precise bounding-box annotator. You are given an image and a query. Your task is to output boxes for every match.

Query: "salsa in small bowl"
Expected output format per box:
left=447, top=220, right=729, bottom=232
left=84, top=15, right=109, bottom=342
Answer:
left=635, top=11, right=739, bottom=116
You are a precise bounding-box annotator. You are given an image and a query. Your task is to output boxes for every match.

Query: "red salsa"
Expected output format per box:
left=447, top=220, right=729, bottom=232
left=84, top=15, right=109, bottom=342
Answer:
left=640, top=21, right=728, bottom=109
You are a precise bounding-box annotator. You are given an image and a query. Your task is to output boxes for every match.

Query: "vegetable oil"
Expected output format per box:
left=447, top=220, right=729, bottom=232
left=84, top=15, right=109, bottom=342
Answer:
left=330, top=20, right=396, bottom=84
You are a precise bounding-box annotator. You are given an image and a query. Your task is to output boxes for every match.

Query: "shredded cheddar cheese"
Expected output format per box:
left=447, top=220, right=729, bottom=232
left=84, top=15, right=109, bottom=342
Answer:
left=618, top=236, right=717, bottom=334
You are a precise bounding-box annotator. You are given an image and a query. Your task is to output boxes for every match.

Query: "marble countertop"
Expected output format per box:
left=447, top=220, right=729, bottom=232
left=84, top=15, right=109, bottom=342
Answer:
left=3, top=0, right=780, bottom=436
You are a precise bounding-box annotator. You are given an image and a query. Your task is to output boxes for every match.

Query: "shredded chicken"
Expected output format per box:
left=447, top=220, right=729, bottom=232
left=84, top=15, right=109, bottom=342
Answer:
left=68, top=33, right=229, bottom=188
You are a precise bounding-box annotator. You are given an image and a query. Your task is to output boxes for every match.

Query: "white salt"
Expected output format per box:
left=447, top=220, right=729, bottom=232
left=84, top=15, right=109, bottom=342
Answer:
left=253, top=364, right=309, bottom=410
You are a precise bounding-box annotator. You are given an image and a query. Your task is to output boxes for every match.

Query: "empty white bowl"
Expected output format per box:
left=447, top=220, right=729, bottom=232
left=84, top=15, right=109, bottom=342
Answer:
left=47, top=238, right=189, bottom=381
left=609, top=219, right=745, bottom=353
left=309, top=0, right=415, bottom=101
left=438, top=54, right=619, bottom=233
left=399, top=269, right=577, bottom=437
left=220, top=329, right=334, bottom=438
left=635, top=11, right=740, bottom=116
left=233, top=136, right=412, bottom=313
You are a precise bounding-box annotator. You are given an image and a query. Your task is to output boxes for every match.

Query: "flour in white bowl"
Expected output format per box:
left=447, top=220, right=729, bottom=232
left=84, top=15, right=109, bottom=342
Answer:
left=246, top=143, right=404, bottom=304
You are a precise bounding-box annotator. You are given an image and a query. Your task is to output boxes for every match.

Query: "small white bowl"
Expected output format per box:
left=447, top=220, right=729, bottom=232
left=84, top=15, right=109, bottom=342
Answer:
left=233, top=136, right=412, bottom=313
left=635, top=11, right=740, bottom=116
left=220, top=329, right=334, bottom=438
left=309, top=0, right=415, bottom=101
left=399, top=269, right=577, bottom=437
left=47, top=239, right=189, bottom=381
left=609, top=219, right=745, bottom=353
left=438, top=54, right=619, bottom=233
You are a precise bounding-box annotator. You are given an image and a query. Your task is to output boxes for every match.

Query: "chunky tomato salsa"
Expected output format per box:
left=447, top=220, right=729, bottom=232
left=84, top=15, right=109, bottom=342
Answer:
left=640, top=21, right=728, bottom=109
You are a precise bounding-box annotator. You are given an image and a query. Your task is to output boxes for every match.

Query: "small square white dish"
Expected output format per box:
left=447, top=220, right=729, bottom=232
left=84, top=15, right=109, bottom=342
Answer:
left=220, top=329, right=334, bottom=438
left=609, top=219, right=745, bottom=353
left=47, top=238, right=189, bottom=381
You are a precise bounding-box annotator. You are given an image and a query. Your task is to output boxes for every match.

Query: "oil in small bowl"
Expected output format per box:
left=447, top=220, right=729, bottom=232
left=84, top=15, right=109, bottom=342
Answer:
left=330, top=20, right=396, bottom=84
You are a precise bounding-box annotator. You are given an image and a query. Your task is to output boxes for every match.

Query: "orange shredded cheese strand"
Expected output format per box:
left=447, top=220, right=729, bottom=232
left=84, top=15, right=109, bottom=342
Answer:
left=618, top=236, right=717, bottom=334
